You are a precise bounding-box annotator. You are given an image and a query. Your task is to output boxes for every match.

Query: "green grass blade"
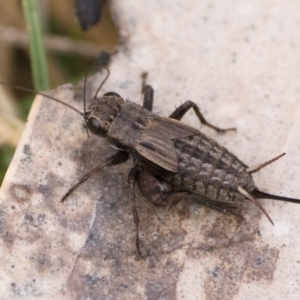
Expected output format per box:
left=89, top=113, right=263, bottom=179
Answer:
left=22, top=0, right=49, bottom=91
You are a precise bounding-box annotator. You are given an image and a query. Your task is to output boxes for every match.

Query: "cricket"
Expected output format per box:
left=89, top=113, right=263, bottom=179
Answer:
left=2, top=68, right=300, bottom=256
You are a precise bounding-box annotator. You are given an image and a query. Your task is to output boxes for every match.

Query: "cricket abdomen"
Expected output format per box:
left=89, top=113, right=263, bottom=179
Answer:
left=171, top=133, right=256, bottom=202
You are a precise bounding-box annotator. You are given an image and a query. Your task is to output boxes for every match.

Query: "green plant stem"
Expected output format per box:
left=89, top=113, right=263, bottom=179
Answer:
left=22, top=0, right=49, bottom=91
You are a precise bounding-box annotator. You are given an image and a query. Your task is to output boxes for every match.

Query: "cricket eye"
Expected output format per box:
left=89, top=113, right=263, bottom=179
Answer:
left=87, top=117, right=106, bottom=135
left=103, top=91, right=121, bottom=98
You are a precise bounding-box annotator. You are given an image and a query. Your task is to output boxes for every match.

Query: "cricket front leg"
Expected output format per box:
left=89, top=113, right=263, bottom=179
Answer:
left=169, top=100, right=236, bottom=133
left=61, top=150, right=130, bottom=202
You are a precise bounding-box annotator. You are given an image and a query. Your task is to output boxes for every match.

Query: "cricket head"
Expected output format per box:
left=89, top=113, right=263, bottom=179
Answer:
left=84, top=92, right=125, bottom=137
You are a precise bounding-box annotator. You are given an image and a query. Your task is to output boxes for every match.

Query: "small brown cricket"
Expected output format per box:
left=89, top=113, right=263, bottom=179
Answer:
left=2, top=69, right=300, bottom=256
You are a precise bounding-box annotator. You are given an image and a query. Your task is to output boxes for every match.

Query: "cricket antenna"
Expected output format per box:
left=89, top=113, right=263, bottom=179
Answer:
left=0, top=81, right=84, bottom=118
left=83, top=69, right=90, bottom=138
left=94, top=67, right=110, bottom=99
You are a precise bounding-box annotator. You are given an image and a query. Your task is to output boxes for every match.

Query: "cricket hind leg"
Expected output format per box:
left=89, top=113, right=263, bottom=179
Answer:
left=128, top=164, right=174, bottom=256
left=137, top=169, right=174, bottom=206
left=168, top=192, right=243, bottom=221
left=128, top=166, right=142, bottom=256
left=203, top=200, right=244, bottom=220
left=169, top=100, right=236, bottom=133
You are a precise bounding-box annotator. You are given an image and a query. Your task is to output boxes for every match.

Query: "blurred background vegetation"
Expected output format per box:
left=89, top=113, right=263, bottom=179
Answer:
left=0, top=0, right=118, bottom=185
